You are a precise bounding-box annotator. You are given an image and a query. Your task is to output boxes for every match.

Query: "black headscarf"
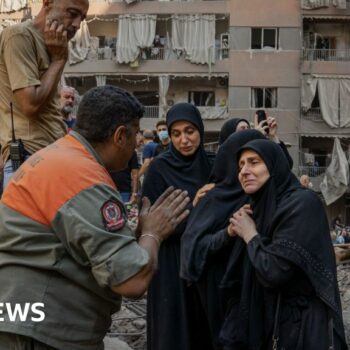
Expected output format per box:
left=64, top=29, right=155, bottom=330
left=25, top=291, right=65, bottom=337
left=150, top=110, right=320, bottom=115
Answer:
left=218, top=118, right=250, bottom=145
left=141, top=103, right=214, bottom=205
left=220, top=139, right=346, bottom=349
left=180, top=130, right=266, bottom=282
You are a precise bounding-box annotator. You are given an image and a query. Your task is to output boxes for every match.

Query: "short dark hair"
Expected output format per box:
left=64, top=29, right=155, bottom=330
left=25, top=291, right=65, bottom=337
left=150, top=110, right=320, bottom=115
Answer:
left=73, top=85, right=144, bottom=143
left=156, top=120, right=167, bottom=129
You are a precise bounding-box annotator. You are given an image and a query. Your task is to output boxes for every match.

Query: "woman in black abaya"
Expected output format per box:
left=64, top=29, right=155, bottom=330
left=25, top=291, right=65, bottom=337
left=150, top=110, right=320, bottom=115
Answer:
left=180, top=130, right=266, bottom=349
left=222, top=139, right=347, bottom=350
left=141, top=103, right=215, bottom=350
left=218, top=118, right=251, bottom=145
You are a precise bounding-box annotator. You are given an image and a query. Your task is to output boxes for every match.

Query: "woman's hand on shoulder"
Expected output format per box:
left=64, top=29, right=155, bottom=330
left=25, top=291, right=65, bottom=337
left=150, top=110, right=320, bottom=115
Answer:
left=192, top=183, right=215, bottom=207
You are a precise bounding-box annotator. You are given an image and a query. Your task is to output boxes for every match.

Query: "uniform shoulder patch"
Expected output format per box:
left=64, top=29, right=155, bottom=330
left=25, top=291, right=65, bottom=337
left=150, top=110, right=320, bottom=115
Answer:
left=101, top=200, right=125, bottom=232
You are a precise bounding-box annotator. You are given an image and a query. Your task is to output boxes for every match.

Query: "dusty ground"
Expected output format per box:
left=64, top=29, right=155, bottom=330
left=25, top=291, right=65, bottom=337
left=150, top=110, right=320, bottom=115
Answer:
left=104, top=263, right=350, bottom=350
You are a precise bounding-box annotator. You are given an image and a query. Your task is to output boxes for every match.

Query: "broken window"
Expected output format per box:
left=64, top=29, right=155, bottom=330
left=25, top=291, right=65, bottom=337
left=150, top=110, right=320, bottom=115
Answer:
left=251, top=28, right=279, bottom=50
left=188, top=91, right=215, bottom=106
left=251, top=88, right=278, bottom=108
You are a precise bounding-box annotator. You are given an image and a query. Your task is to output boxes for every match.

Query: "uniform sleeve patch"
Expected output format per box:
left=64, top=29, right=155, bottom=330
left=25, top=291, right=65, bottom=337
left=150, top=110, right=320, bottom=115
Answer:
left=101, top=200, right=125, bottom=232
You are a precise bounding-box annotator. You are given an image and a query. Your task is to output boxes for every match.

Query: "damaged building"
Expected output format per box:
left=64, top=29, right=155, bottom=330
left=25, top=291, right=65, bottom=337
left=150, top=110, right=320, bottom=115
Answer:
left=1, top=0, right=350, bottom=223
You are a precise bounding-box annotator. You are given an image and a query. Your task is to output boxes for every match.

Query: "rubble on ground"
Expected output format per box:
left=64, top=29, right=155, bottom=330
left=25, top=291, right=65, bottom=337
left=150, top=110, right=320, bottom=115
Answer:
left=338, top=262, right=350, bottom=345
left=105, top=263, right=350, bottom=349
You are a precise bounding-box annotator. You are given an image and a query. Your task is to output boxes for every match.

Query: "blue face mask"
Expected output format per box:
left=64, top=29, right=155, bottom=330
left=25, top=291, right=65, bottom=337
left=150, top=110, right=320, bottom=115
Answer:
left=158, top=130, right=169, bottom=141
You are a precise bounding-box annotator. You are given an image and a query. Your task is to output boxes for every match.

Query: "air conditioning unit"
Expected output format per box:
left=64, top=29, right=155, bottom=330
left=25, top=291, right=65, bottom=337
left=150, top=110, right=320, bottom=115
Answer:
left=217, top=78, right=228, bottom=88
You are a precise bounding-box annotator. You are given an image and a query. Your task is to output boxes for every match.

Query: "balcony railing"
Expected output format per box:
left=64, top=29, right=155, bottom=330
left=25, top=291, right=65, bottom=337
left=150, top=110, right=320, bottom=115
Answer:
left=143, top=106, right=159, bottom=119
left=301, top=0, right=350, bottom=8
left=299, top=166, right=327, bottom=178
left=303, top=48, right=350, bottom=62
left=303, top=107, right=323, bottom=122
left=141, top=105, right=227, bottom=119
left=140, top=48, right=166, bottom=60
left=93, top=47, right=229, bottom=61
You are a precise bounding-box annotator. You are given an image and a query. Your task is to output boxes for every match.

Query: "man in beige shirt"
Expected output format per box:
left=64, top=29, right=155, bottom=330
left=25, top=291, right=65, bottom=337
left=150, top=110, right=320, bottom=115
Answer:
left=0, top=0, right=89, bottom=188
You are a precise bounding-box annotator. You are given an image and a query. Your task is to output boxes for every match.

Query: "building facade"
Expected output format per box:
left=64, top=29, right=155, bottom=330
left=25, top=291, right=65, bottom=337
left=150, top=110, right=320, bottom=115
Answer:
left=1, top=0, right=350, bottom=223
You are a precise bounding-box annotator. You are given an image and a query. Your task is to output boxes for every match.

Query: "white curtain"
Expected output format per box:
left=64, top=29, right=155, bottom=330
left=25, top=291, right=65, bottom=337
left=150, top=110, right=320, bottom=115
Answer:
left=340, top=79, right=350, bottom=128
left=171, top=15, right=216, bottom=65
left=69, top=20, right=91, bottom=65
left=301, top=76, right=318, bottom=111
left=0, top=0, right=26, bottom=13
left=320, top=138, right=349, bottom=205
left=116, top=15, right=157, bottom=64
left=303, top=76, right=350, bottom=127
left=158, top=75, right=170, bottom=118
left=318, top=78, right=340, bottom=128
left=96, top=75, right=107, bottom=87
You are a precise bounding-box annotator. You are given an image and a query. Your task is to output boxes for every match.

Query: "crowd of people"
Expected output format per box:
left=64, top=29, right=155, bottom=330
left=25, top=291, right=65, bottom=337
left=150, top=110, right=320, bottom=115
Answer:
left=0, top=1, right=348, bottom=349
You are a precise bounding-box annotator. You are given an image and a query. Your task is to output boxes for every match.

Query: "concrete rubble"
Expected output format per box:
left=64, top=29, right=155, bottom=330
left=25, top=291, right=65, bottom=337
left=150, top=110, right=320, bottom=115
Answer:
left=104, top=263, right=350, bottom=349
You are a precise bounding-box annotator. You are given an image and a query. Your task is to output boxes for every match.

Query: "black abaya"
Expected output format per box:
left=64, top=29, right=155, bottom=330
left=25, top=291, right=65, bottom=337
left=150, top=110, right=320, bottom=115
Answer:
left=141, top=103, right=214, bottom=350
left=218, top=118, right=250, bottom=145
left=180, top=130, right=266, bottom=349
left=220, top=139, right=347, bottom=350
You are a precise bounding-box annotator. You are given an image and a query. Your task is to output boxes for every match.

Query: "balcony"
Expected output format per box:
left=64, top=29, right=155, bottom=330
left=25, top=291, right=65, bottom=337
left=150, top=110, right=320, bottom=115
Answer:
left=299, top=165, right=327, bottom=177
left=303, top=107, right=323, bottom=122
left=143, top=106, right=160, bottom=118
left=141, top=105, right=228, bottom=119
left=303, top=48, right=350, bottom=62
left=92, top=47, right=229, bottom=61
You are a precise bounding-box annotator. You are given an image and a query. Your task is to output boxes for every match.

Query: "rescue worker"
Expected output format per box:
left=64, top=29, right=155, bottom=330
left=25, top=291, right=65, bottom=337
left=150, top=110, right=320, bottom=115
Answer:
left=0, top=86, right=190, bottom=350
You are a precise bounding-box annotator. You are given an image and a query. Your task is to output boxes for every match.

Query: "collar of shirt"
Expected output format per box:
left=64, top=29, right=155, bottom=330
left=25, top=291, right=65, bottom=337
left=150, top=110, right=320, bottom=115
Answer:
left=70, top=131, right=106, bottom=168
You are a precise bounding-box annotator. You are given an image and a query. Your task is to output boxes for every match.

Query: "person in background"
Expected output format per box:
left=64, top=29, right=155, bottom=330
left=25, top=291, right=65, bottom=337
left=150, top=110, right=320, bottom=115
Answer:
left=332, top=215, right=344, bottom=230
left=138, top=129, right=157, bottom=178
left=110, top=150, right=140, bottom=205
left=60, top=85, right=77, bottom=130
left=331, top=230, right=338, bottom=244
left=340, top=228, right=350, bottom=244
left=135, top=131, right=144, bottom=165
left=300, top=174, right=313, bottom=189
left=336, top=232, right=345, bottom=245
left=0, top=0, right=89, bottom=188
left=154, top=120, right=171, bottom=156
left=218, top=118, right=250, bottom=145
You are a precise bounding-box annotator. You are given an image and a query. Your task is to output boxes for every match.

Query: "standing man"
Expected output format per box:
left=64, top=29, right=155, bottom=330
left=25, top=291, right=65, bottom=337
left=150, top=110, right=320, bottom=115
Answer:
left=0, top=85, right=190, bottom=349
left=138, top=129, right=158, bottom=178
left=153, top=120, right=171, bottom=156
left=60, top=85, right=77, bottom=130
left=0, top=0, right=89, bottom=187
left=110, top=150, right=140, bottom=204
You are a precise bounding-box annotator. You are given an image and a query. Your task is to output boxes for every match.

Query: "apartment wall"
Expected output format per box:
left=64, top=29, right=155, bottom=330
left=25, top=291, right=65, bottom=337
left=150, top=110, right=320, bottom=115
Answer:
left=227, top=0, right=302, bottom=168
left=228, top=0, right=300, bottom=27
left=88, top=21, right=118, bottom=37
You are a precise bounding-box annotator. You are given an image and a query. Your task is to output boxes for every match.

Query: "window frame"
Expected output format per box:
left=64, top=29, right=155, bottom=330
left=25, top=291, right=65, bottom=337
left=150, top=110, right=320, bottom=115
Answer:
left=250, top=87, right=278, bottom=109
left=251, top=27, right=279, bottom=50
left=188, top=91, right=215, bottom=107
